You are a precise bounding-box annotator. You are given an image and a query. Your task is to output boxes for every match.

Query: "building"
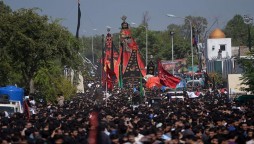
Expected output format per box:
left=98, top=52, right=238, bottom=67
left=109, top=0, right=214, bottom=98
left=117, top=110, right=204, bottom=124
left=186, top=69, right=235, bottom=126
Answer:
left=205, top=28, right=234, bottom=78
left=228, top=74, right=249, bottom=98
left=205, top=28, right=232, bottom=60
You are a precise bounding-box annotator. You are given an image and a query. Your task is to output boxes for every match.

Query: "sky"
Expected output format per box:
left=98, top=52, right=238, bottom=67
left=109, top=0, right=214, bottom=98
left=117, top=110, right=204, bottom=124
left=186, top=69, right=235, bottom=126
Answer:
left=3, top=0, right=254, bottom=36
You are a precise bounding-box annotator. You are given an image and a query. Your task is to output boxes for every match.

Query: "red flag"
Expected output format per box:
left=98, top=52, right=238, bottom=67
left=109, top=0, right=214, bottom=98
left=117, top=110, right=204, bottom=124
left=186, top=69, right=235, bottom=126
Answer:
left=106, top=64, right=116, bottom=90
left=145, top=76, right=162, bottom=89
left=158, top=61, right=181, bottom=88
left=88, top=111, right=98, bottom=144
left=23, top=99, right=30, bottom=121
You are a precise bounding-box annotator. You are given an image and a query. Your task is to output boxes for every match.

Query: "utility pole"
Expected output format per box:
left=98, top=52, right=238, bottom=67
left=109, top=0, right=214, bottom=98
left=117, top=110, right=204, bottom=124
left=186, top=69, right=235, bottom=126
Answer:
left=170, top=31, right=175, bottom=74
left=243, top=15, right=253, bottom=51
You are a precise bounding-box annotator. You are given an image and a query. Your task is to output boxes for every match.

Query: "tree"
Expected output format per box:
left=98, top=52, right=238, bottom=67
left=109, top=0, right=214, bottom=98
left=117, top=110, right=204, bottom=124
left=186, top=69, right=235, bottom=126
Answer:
left=208, top=72, right=224, bottom=88
left=238, top=53, right=254, bottom=94
left=0, top=2, right=22, bottom=86
left=0, top=2, right=82, bottom=94
left=184, top=16, right=208, bottom=43
left=141, top=11, right=150, bottom=27
left=224, top=14, right=254, bottom=47
left=34, top=64, right=77, bottom=103
left=167, top=24, right=190, bottom=59
left=0, top=1, right=12, bottom=14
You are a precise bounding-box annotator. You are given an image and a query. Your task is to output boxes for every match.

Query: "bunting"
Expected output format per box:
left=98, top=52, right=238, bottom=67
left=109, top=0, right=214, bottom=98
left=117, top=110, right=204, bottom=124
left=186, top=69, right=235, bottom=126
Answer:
left=158, top=61, right=181, bottom=88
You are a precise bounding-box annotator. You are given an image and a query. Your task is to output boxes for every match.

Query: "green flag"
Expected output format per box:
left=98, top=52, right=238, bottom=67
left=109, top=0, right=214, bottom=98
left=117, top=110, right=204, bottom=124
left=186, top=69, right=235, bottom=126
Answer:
left=140, top=73, right=144, bottom=97
left=118, top=64, right=123, bottom=88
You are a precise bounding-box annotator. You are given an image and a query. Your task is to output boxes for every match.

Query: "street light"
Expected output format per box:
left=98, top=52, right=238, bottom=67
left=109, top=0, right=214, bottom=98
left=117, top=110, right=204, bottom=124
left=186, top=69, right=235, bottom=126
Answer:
left=243, top=15, right=253, bottom=51
left=92, top=28, right=97, bottom=64
left=167, top=14, right=194, bottom=88
left=170, top=31, right=175, bottom=74
left=131, top=22, right=148, bottom=67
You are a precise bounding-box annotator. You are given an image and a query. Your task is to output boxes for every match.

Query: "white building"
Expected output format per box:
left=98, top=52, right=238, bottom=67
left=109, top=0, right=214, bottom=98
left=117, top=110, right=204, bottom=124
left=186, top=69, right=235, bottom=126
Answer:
left=205, top=28, right=232, bottom=60
left=205, top=28, right=234, bottom=78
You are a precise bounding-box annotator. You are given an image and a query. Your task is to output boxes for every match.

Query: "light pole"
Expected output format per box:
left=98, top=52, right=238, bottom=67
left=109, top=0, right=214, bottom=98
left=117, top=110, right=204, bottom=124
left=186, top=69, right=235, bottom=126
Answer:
left=144, top=25, right=148, bottom=67
left=243, top=15, right=253, bottom=51
left=167, top=14, right=194, bottom=88
left=170, top=31, right=174, bottom=74
left=92, top=28, right=97, bottom=64
left=131, top=22, right=148, bottom=67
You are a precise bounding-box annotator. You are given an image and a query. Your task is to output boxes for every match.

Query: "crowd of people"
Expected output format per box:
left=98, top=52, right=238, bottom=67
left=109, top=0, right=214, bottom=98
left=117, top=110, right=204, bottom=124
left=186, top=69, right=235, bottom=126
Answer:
left=1, top=81, right=254, bottom=144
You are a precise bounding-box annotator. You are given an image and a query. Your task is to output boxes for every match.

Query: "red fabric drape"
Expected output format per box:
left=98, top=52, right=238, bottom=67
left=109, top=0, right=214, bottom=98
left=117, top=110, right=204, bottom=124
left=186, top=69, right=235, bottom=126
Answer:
left=106, top=64, right=116, bottom=90
left=145, top=76, right=162, bottom=89
left=88, top=111, right=98, bottom=144
left=23, top=100, right=30, bottom=121
left=158, top=61, right=181, bottom=88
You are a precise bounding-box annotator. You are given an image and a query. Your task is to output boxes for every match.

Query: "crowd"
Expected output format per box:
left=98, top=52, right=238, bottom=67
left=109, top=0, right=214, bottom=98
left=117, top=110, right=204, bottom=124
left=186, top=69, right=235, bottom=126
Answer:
left=1, top=81, right=254, bottom=144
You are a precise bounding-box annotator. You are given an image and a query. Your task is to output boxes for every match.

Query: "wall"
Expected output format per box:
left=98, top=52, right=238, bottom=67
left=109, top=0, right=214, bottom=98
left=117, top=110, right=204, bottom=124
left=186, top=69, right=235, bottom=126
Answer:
left=228, top=74, right=249, bottom=98
left=206, top=38, right=232, bottom=60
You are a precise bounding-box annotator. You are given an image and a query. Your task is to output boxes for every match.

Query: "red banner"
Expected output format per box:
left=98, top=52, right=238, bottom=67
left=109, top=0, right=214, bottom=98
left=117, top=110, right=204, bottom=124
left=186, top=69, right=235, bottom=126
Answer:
left=106, top=64, right=116, bottom=90
left=158, top=61, right=181, bottom=88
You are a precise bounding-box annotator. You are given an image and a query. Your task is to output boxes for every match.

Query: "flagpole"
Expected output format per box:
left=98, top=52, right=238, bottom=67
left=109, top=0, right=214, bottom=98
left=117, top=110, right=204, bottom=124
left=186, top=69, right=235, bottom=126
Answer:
left=101, top=34, right=105, bottom=85
left=119, top=43, right=124, bottom=88
left=106, top=79, right=108, bottom=107
left=76, top=0, right=81, bottom=39
left=111, top=40, right=114, bottom=72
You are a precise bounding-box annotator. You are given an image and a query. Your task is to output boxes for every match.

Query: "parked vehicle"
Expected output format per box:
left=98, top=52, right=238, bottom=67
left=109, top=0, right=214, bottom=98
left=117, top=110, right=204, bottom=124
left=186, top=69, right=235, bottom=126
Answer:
left=186, top=79, right=204, bottom=89
left=0, top=100, right=23, bottom=115
left=0, top=86, right=24, bottom=115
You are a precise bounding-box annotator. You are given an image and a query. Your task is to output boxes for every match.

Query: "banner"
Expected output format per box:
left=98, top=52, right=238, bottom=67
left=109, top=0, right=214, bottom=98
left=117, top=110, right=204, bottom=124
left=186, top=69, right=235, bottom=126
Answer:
left=158, top=61, right=181, bottom=88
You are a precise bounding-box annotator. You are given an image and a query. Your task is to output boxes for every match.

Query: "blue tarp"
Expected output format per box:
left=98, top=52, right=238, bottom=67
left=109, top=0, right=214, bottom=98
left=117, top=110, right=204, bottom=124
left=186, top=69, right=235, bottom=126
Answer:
left=176, top=80, right=186, bottom=88
left=188, top=65, right=199, bottom=72
left=0, top=85, right=24, bottom=104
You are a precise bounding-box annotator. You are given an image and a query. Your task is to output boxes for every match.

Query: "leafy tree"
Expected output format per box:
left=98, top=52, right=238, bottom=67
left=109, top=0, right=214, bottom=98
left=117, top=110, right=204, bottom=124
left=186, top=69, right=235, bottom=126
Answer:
left=0, top=2, right=82, bottom=94
left=0, top=1, right=12, bottom=14
left=141, top=11, right=150, bottom=27
left=0, top=2, right=22, bottom=86
left=183, top=16, right=208, bottom=43
left=238, top=53, right=254, bottom=94
left=34, top=64, right=76, bottom=103
left=224, top=14, right=254, bottom=47
left=208, top=72, right=224, bottom=85
left=167, top=24, right=190, bottom=59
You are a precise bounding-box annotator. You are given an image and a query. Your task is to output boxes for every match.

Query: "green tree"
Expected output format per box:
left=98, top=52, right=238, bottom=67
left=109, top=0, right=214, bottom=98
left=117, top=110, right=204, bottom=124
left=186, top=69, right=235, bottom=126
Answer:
left=34, top=64, right=76, bottom=103
left=0, top=3, right=24, bottom=86
left=183, top=16, right=208, bottom=43
left=0, top=1, right=12, bottom=14
left=0, top=2, right=82, bottom=94
left=167, top=24, right=190, bottom=59
left=238, top=53, right=254, bottom=94
left=208, top=72, right=224, bottom=86
left=224, top=14, right=254, bottom=47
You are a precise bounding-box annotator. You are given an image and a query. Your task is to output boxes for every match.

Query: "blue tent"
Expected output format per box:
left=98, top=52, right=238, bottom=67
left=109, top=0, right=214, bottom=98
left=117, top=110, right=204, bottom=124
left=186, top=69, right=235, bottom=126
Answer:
left=176, top=79, right=186, bottom=88
left=0, top=85, right=24, bottom=104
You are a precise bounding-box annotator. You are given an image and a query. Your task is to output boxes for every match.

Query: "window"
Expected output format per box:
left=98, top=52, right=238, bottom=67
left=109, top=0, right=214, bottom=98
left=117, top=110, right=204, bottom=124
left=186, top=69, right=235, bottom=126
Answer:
left=220, top=45, right=226, bottom=51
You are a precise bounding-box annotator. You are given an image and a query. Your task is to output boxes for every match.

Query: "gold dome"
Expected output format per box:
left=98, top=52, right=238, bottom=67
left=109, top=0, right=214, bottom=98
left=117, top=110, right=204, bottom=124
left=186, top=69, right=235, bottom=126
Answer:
left=209, top=28, right=225, bottom=39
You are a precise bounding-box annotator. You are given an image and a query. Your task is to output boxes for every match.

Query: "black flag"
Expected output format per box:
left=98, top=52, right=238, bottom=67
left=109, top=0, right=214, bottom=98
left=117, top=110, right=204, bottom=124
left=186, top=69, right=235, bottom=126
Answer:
left=146, top=60, right=155, bottom=75
left=76, top=0, right=81, bottom=38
